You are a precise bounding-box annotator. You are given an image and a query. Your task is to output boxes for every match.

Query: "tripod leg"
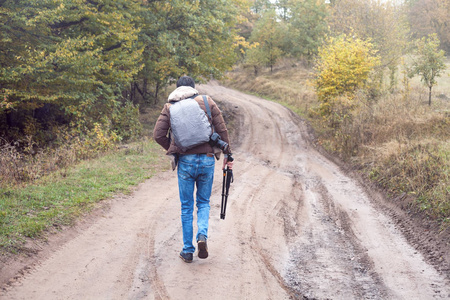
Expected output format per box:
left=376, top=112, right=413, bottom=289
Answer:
left=221, top=168, right=227, bottom=219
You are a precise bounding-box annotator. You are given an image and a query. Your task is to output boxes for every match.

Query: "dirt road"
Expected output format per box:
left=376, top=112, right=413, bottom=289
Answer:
left=1, top=83, right=449, bottom=299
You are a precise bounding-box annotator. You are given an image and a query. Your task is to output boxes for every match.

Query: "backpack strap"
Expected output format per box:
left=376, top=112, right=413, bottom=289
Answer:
left=202, top=95, right=212, bottom=119
left=202, top=95, right=216, bottom=134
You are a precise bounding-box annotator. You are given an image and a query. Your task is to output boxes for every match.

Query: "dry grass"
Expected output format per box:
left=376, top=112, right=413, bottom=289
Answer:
left=223, top=60, right=450, bottom=223
left=1, top=127, right=119, bottom=188
left=224, top=60, right=317, bottom=117
left=0, top=137, right=74, bottom=186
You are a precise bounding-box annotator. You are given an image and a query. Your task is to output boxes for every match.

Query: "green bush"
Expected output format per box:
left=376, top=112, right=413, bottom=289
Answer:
left=112, top=101, right=143, bottom=142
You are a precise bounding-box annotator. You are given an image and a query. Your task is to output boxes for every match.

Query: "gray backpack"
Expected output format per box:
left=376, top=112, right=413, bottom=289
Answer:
left=169, top=95, right=212, bottom=152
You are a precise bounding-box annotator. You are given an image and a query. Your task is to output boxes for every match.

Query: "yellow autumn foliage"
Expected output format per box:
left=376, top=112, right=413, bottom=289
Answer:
left=315, top=34, right=380, bottom=117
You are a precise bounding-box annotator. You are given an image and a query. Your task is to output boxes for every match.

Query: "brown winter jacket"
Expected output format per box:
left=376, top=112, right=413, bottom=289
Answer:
left=153, top=86, right=231, bottom=158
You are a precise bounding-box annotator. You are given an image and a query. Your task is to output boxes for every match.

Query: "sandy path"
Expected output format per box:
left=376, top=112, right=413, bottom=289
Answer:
left=1, top=83, right=449, bottom=299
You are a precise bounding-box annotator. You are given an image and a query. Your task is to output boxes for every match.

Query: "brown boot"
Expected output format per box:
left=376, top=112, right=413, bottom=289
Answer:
left=197, top=234, right=208, bottom=259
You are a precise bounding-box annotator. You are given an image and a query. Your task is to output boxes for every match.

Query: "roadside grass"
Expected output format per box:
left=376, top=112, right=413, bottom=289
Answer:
left=368, top=140, right=449, bottom=220
left=224, top=62, right=317, bottom=118
left=0, top=139, right=168, bottom=255
left=223, top=60, right=450, bottom=225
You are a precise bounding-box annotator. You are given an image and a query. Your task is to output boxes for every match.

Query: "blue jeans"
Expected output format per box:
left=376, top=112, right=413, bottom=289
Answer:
left=177, top=154, right=215, bottom=253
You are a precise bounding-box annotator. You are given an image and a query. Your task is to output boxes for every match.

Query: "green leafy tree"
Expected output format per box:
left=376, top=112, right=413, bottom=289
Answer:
left=285, top=0, right=328, bottom=60
left=244, top=45, right=265, bottom=76
left=276, top=0, right=290, bottom=21
left=1, top=0, right=143, bottom=133
left=135, top=0, right=244, bottom=102
left=247, top=10, right=285, bottom=73
left=409, top=33, right=446, bottom=106
left=251, top=0, right=273, bottom=14
left=0, top=1, right=51, bottom=113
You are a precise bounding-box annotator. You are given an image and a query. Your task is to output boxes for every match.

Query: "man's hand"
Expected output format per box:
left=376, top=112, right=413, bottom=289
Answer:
left=222, top=156, right=234, bottom=170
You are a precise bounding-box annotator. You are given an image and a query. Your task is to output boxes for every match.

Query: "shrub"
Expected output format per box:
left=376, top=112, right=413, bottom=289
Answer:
left=314, top=34, right=380, bottom=121
left=0, top=123, right=120, bottom=187
left=112, top=101, right=143, bottom=142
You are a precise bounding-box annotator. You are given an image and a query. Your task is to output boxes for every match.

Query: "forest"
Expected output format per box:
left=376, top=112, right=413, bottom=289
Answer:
left=1, top=0, right=448, bottom=144
left=0, top=0, right=449, bottom=244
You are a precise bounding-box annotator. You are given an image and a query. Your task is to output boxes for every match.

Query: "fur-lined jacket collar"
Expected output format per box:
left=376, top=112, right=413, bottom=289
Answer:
left=167, top=86, right=198, bottom=102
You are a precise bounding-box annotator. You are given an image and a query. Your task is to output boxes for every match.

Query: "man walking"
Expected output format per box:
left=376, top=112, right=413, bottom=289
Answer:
left=153, top=76, right=233, bottom=263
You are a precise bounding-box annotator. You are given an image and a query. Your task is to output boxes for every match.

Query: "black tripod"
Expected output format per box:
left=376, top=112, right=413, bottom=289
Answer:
left=220, top=154, right=234, bottom=220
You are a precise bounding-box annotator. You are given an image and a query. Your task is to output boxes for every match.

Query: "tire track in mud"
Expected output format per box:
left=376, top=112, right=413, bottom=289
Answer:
left=127, top=205, right=170, bottom=299
left=223, top=153, right=301, bottom=298
left=216, top=89, right=321, bottom=298
left=275, top=177, right=304, bottom=241
left=234, top=165, right=286, bottom=294
left=254, top=158, right=389, bottom=299
left=309, top=154, right=450, bottom=299
left=122, top=173, right=185, bottom=300
left=249, top=223, right=300, bottom=299
left=284, top=175, right=389, bottom=299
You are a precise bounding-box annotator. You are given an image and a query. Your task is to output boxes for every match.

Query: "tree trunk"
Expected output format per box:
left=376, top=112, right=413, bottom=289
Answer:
left=143, top=78, right=148, bottom=103
left=130, top=82, right=136, bottom=102
left=429, top=86, right=432, bottom=106
left=6, top=109, right=13, bottom=128
left=134, top=82, right=145, bottom=103
left=154, top=82, right=160, bottom=105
